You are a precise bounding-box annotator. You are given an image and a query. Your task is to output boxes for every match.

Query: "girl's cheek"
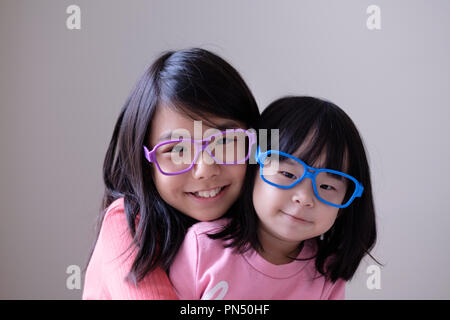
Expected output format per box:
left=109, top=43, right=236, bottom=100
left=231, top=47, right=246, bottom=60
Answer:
left=232, top=163, right=247, bottom=179
left=226, top=164, right=247, bottom=190
left=317, top=207, right=340, bottom=231
left=252, top=177, right=262, bottom=201
left=252, top=178, right=273, bottom=209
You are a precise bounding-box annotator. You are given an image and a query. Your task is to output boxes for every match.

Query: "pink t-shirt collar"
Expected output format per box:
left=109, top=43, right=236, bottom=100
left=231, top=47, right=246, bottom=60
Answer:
left=242, top=240, right=317, bottom=279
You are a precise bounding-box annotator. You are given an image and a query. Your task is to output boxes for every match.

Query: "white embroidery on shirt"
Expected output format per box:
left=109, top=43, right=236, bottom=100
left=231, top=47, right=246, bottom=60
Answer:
left=201, top=280, right=229, bottom=300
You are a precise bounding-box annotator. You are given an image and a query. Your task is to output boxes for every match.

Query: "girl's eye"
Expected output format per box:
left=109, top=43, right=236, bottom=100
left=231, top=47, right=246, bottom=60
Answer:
left=280, top=171, right=297, bottom=179
left=163, top=145, right=184, bottom=153
left=171, top=146, right=184, bottom=153
left=320, top=184, right=336, bottom=191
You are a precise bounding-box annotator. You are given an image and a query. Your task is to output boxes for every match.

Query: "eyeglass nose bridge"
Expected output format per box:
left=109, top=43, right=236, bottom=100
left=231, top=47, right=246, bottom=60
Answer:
left=297, top=163, right=317, bottom=182
left=199, top=140, right=210, bottom=151
left=190, top=136, right=212, bottom=151
left=304, top=168, right=316, bottom=178
left=190, top=138, right=216, bottom=165
left=285, top=166, right=318, bottom=204
left=286, top=165, right=317, bottom=191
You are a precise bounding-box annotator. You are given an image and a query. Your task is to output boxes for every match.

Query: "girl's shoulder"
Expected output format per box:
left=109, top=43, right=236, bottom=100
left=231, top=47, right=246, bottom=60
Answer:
left=184, top=218, right=233, bottom=252
left=104, top=197, right=125, bottom=218
left=180, top=218, right=235, bottom=266
left=100, top=198, right=138, bottom=239
left=97, top=197, right=131, bottom=247
left=102, top=197, right=140, bottom=225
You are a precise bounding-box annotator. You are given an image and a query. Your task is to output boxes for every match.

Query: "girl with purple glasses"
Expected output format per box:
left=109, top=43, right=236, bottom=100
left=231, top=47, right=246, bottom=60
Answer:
left=169, top=96, right=380, bottom=299
left=83, top=48, right=260, bottom=299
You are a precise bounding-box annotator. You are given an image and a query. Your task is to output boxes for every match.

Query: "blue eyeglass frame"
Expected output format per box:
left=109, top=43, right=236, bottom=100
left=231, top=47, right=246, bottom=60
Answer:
left=255, top=146, right=364, bottom=208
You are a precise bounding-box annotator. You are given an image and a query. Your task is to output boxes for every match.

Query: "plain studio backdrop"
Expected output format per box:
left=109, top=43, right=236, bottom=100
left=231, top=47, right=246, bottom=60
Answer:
left=1, top=0, right=449, bottom=299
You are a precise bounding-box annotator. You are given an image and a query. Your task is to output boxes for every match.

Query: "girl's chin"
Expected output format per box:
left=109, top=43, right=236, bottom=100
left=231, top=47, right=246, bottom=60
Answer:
left=185, top=209, right=225, bottom=222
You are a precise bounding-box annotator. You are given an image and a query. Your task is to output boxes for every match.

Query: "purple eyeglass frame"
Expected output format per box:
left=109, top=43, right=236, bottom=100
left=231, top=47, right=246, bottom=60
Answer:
left=143, top=129, right=257, bottom=176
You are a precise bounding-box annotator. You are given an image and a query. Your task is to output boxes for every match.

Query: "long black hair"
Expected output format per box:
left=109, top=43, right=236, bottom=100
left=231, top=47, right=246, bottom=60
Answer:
left=210, top=96, right=380, bottom=282
left=85, top=48, right=260, bottom=284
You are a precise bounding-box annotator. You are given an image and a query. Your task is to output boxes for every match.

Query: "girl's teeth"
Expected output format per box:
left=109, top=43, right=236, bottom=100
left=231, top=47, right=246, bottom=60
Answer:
left=194, top=187, right=222, bottom=198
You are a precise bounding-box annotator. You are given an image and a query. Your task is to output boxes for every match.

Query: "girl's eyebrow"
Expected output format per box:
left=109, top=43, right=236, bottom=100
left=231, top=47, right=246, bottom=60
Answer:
left=157, top=131, right=174, bottom=142
left=214, top=120, right=243, bottom=131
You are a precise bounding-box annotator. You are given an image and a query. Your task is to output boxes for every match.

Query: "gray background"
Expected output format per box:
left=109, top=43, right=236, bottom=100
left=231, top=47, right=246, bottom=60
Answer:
left=1, top=0, right=449, bottom=299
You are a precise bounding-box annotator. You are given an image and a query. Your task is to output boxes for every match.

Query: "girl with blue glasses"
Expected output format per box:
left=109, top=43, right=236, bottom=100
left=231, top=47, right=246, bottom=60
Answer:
left=169, top=96, right=380, bottom=299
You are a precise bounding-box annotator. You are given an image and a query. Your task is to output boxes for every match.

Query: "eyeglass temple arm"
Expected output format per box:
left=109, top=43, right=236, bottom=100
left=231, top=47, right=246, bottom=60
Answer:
left=355, top=184, right=364, bottom=197
left=255, top=146, right=262, bottom=164
left=143, top=146, right=154, bottom=163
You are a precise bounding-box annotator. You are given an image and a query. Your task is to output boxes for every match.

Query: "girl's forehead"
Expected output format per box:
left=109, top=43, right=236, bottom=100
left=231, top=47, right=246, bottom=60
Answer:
left=292, top=146, right=327, bottom=169
left=289, top=131, right=324, bottom=165
left=162, top=102, right=244, bottom=126
left=289, top=134, right=349, bottom=172
left=149, top=103, right=245, bottom=144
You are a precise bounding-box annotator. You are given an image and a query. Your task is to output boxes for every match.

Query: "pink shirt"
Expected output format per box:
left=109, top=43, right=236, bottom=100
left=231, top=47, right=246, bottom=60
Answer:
left=169, top=218, right=345, bottom=300
left=83, top=198, right=178, bottom=300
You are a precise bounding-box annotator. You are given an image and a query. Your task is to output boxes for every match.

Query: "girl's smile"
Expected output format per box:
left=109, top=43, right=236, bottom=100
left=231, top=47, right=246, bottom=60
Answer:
left=280, top=210, right=313, bottom=224
left=186, top=184, right=229, bottom=201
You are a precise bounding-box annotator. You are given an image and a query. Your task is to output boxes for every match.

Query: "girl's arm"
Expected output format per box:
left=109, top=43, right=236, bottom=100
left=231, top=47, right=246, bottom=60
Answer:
left=83, top=199, right=178, bottom=300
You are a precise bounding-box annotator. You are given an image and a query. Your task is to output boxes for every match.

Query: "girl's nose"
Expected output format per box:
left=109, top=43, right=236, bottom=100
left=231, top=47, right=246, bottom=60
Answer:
left=192, top=150, right=220, bottom=180
left=291, top=178, right=315, bottom=207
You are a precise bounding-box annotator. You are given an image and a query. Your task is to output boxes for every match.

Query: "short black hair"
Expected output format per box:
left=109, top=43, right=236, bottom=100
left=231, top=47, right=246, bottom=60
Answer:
left=209, top=96, right=380, bottom=282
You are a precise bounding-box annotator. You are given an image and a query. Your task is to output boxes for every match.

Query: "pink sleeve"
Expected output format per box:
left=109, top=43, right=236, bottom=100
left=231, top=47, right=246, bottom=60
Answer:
left=83, top=199, right=178, bottom=300
left=323, top=278, right=346, bottom=300
left=169, top=227, right=199, bottom=299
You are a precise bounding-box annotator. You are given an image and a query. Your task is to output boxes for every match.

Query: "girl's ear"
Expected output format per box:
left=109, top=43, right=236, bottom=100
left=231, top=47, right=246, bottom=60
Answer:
left=149, top=163, right=156, bottom=179
left=143, top=157, right=155, bottom=180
